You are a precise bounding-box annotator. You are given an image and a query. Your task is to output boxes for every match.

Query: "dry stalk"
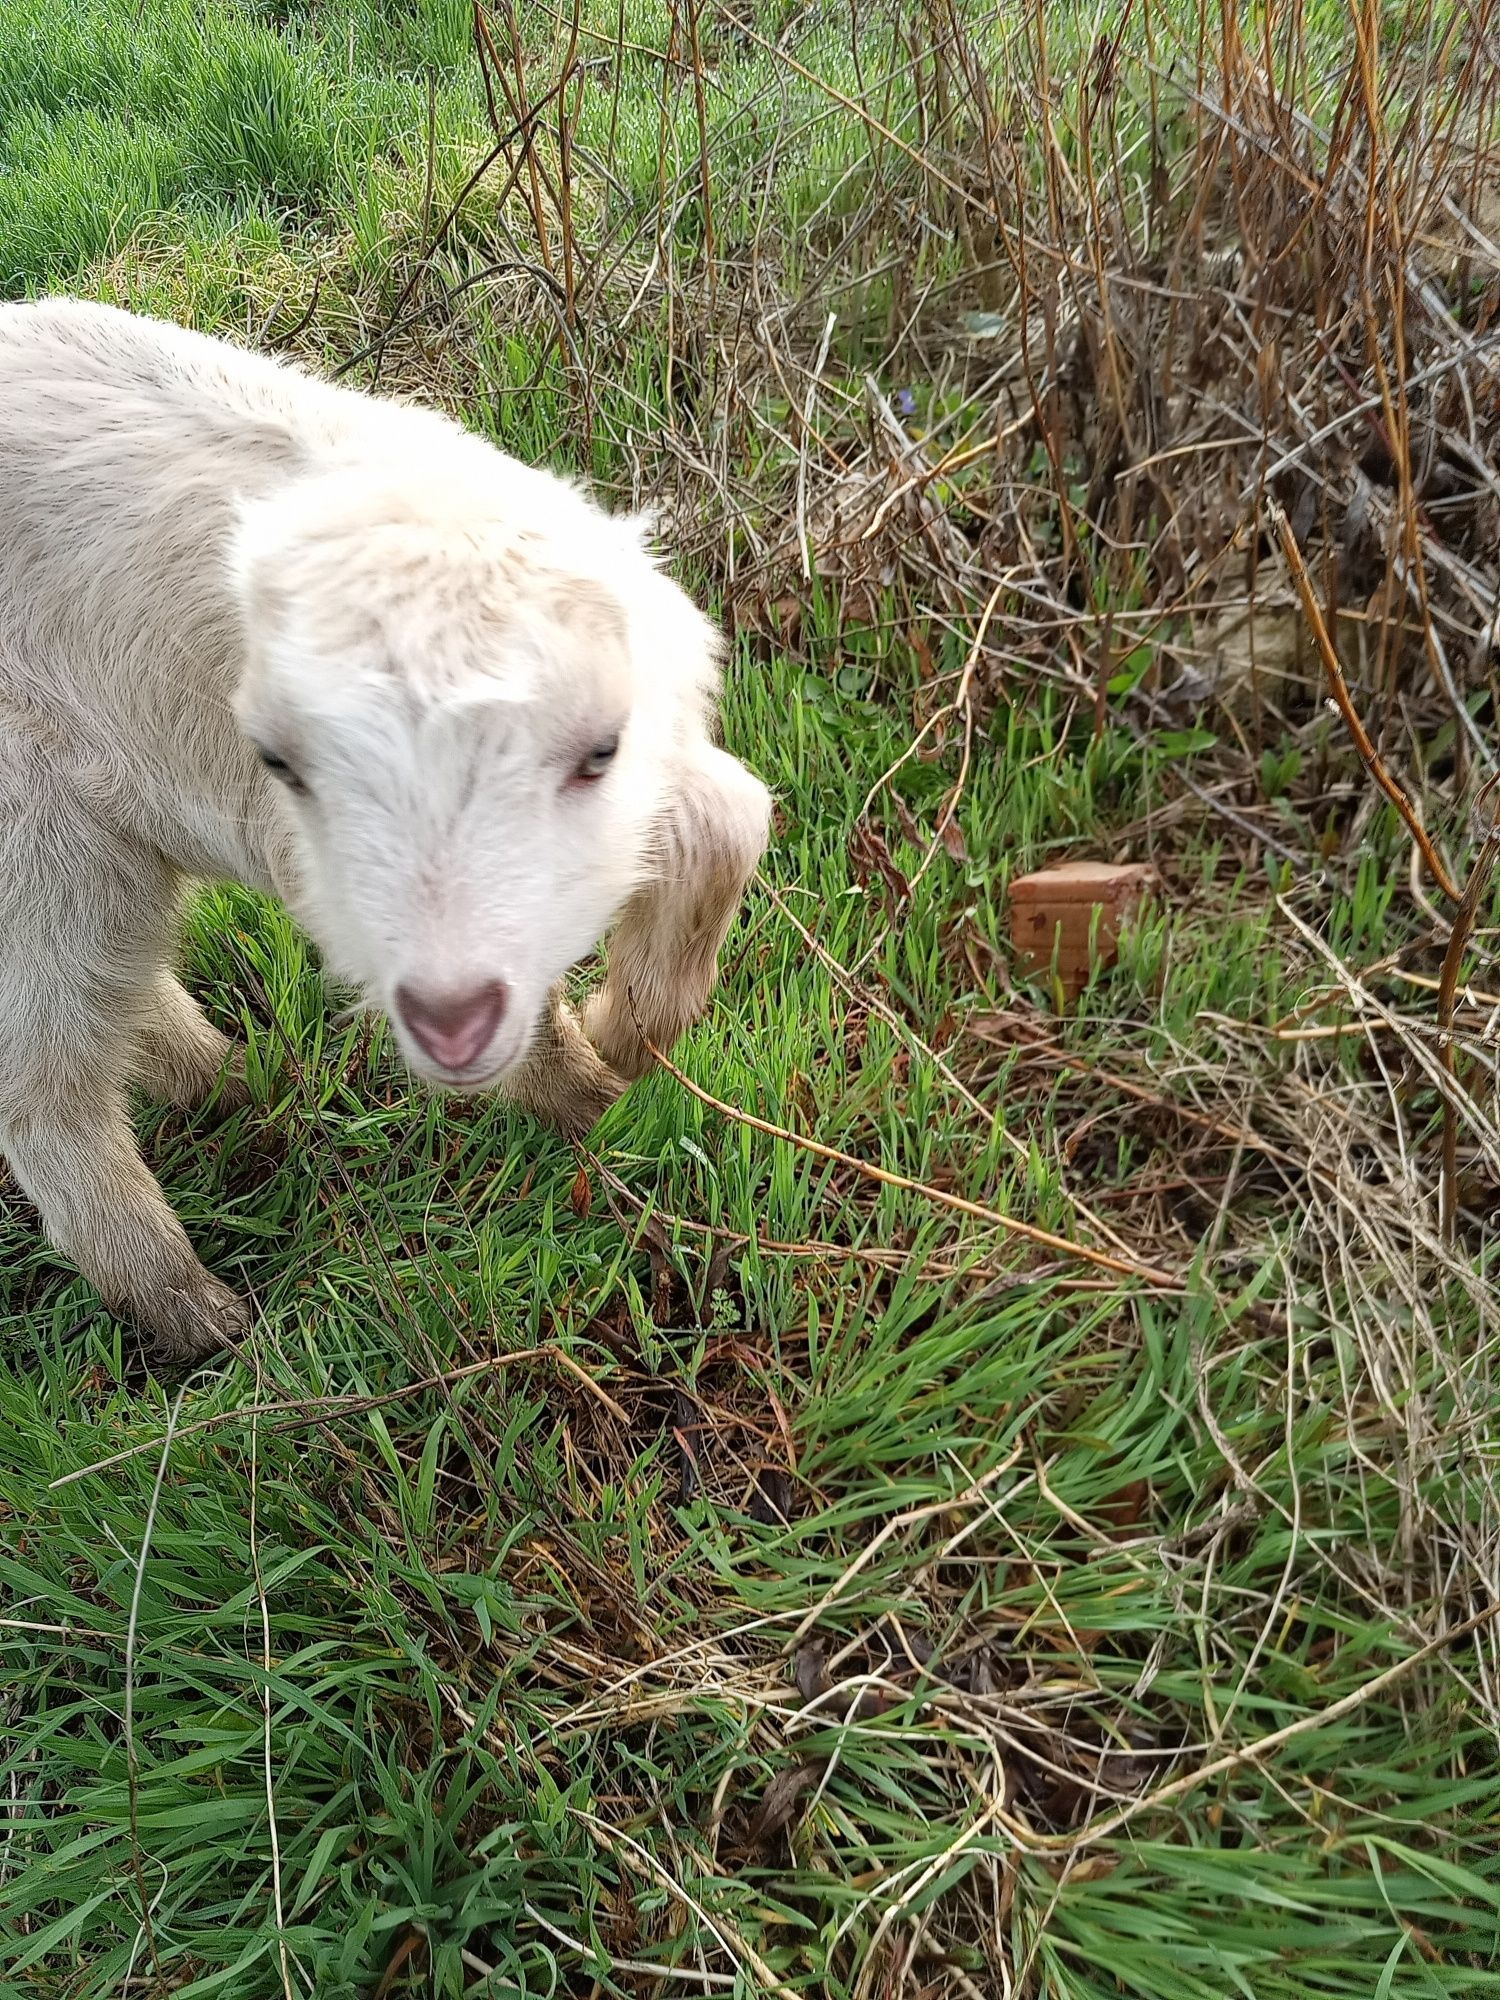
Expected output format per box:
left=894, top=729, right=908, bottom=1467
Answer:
left=1004, top=1593, right=1500, bottom=1856
left=638, top=1031, right=1186, bottom=1291
left=1439, top=775, right=1500, bottom=1238
left=49, top=1347, right=628, bottom=1491
left=1271, top=499, right=1461, bottom=904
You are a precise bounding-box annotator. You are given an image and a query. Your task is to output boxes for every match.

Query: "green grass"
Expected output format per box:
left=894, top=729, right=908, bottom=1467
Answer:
left=3, top=2, right=1500, bottom=1996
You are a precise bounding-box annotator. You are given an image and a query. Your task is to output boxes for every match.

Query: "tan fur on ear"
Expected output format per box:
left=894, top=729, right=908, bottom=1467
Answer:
left=584, top=744, right=771, bottom=1079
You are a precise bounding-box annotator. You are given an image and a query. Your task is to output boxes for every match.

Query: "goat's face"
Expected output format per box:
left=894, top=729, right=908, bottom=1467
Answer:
left=229, top=464, right=716, bottom=1088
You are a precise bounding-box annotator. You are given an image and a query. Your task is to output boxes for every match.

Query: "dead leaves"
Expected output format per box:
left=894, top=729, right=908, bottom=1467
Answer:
left=743, top=1758, right=828, bottom=1853
left=848, top=814, right=912, bottom=912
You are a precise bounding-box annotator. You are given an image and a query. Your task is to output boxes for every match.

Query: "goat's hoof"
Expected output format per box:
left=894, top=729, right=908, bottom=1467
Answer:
left=561, top=1073, right=628, bottom=1140
left=133, top=1271, right=250, bottom=1370
left=503, top=1003, right=629, bottom=1138
left=534, top=1060, right=628, bottom=1141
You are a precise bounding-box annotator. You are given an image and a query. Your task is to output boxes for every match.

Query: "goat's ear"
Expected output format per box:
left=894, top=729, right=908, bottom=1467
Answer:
left=583, top=743, right=771, bottom=1080
left=613, top=503, right=659, bottom=555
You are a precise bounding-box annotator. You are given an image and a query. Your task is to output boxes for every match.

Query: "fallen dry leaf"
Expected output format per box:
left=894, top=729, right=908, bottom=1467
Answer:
left=745, top=1758, right=828, bottom=1851
left=794, top=1640, right=828, bottom=1704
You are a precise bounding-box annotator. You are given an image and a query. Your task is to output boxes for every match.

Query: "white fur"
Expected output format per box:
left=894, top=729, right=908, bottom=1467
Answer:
left=0, top=297, right=770, bottom=1359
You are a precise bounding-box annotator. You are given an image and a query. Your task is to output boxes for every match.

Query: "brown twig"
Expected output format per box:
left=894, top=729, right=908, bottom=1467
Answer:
left=1270, top=499, right=1460, bottom=904
left=1006, top=1592, right=1500, bottom=1855
left=338, top=72, right=572, bottom=383
left=1271, top=503, right=1499, bottom=1236
left=471, top=2, right=503, bottom=138
left=1439, top=775, right=1500, bottom=1239
left=965, top=1014, right=1301, bottom=1167
left=594, top=1157, right=1125, bottom=1291
left=49, top=1349, right=627, bottom=1490
left=638, top=1032, right=1186, bottom=1292
left=502, top=0, right=556, bottom=276
left=709, top=1, right=986, bottom=219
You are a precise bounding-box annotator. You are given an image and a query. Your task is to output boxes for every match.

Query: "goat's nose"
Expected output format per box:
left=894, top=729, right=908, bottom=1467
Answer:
left=395, top=979, right=508, bottom=1073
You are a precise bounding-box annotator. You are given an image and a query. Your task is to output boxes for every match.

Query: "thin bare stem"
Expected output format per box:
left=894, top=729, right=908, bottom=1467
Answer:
left=639, top=1032, right=1186, bottom=1291
left=50, top=1349, right=627, bottom=1491
left=1006, top=1593, right=1500, bottom=1854
left=1439, top=777, right=1500, bottom=1238
left=1271, top=499, right=1460, bottom=904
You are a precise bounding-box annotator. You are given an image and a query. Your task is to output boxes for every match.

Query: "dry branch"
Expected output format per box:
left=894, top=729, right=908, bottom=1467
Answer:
left=1006, top=1594, right=1500, bottom=1856
left=1438, top=777, right=1500, bottom=1238
left=1271, top=500, right=1461, bottom=905
left=640, top=1033, right=1186, bottom=1292
left=49, top=1348, right=628, bottom=1490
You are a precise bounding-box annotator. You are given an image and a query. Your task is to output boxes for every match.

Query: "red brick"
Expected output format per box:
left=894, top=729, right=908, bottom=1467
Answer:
left=1009, top=861, right=1156, bottom=997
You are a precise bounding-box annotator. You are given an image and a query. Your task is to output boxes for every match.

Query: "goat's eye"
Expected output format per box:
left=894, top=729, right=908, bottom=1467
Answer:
left=255, top=746, right=308, bottom=795
left=571, top=735, right=620, bottom=785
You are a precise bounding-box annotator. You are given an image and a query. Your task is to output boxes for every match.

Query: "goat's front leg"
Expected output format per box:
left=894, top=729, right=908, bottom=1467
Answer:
left=132, top=971, right=250, bottom=1114
left=0, top=786, right=247, bottom=1363
left=583, top=742, right=771, bottom=1081
left=1, top=1058, right=248, bottom=1365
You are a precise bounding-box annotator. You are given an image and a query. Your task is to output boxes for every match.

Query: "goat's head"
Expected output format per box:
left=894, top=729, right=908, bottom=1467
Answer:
left=228, top=454, right=720, bottom=1089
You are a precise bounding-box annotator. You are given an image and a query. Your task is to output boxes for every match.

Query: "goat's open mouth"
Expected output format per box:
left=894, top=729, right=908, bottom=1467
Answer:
left=387, top=992, right=532, bottom=1093
left=396, top=1031, right=526, bottom=1093
left=408, top=1049, right=515, bottom=1092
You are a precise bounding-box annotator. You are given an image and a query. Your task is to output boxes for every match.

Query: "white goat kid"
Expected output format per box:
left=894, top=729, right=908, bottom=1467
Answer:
left=0, top=298, right=770, bottom=1363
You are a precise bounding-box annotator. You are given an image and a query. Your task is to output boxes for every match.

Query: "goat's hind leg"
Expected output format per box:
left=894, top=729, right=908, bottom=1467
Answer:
left=133, top=971, right=249, bottom=1114
left=583, top=742, right=771, bottom=1080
